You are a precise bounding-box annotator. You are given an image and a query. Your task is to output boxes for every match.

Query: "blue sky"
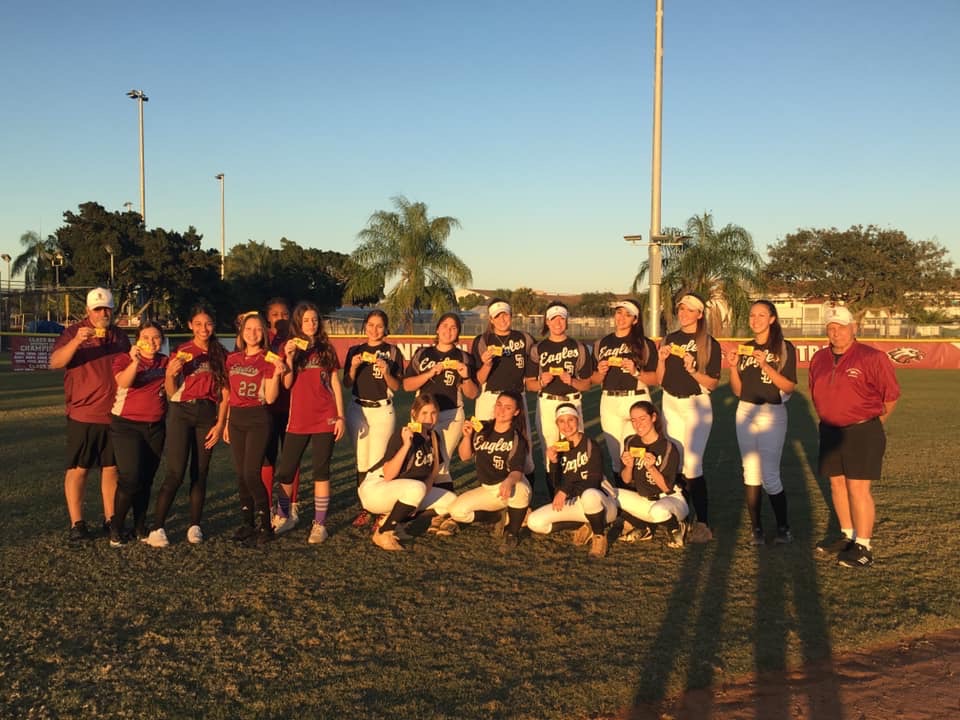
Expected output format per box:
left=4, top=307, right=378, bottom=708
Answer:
left=2, top=0, right=958, bottom=294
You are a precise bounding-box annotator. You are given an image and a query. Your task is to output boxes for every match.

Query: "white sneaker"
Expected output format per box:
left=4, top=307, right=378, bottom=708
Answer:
left=289, top=504, right=300, bottom=527
left=187, top=525, right=204, bottom=544
left=146, top=528, right=169, bottom=548
left=307, top=521, right=329, bottom=544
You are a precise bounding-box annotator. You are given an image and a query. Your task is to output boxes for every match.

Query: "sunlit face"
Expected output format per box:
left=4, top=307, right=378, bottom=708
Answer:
left=547, top=313, right=567, bottom=337
left=614, top=306, right=638, bottom=333
left=267, top=303, right=290, bottom=331
left=748, top=304, right=776, bottom=338
left=676, top=302, right=702, bottom=329
left=492, top=311, right=512, bottom=335
left=137, top=327, right=162, bottom=357
left=493, top=394, right=520, bottom=424
left=556, top=413, right=579, bottom=438
left=190, top=313, right=214, bottom=343
left=414, top=402, right=439, bottom=426
left=436, top=317, right=459, bottom=345
left=86, top=306, right=112, bottom=329
left=365, top=314, right=386, bottom=343
left=300, top=310, right=319, bottom=339
left=827, top=322, right=856, bottom=352
left=629, top=408, right=656, bottom=436
left=242, top=317, right=265, bottom=350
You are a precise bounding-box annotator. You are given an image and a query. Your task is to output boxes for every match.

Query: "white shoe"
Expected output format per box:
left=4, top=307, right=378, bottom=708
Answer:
left=146, top=528, right=169, bottom=548
left=187, top=525, right=204, bottom=544
left=307, top=521, right=329, bottom=544
left=273, top=514, right=296, bottom=536
left=289, top=504, right=300, bottom=527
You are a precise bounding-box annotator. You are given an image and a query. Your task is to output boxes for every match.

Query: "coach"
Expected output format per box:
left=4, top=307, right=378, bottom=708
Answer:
left=809, top=306, right=900, bottom=568
left=50, top=287, right=131, bottom=542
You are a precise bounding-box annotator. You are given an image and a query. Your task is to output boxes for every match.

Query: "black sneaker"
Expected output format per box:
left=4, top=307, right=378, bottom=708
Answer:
left=498, top=532, right=520, bottom=555
left=837, top=542, right=873, bottom=568
left=102, top=518, right=113, bottom=537
left=751, top=528, right=765, bottom=546
left=775, top=527, right=793, bottom=544
left=109, top=525, right=126, bottom=548
left=232, top=525, right=256, bottom=543
left=816, top=536, right=852, bottom=558
left=68, top=521, right=92, bottom=544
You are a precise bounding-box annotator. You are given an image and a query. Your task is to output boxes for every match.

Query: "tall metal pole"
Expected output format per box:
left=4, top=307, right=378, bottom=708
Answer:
left=127, top=90, right=149, bottom=224
left=215, top=173, right=225, bottom=279
left=648, top=0, right=665, bottom=337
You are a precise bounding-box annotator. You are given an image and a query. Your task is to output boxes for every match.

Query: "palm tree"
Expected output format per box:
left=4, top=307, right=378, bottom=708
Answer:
left=631, top=213, right=762, bottom=334
left=12, top=231, right=59, bottom=289
left=345, top=196, right=472, bottom=332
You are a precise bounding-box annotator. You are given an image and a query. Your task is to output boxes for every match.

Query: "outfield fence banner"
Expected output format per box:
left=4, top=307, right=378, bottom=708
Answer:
left=5, top=334, right=960, bottom=371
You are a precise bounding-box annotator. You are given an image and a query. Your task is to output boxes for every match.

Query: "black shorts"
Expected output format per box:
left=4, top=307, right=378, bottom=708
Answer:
left=66, top=418, right=115, bottom=470
left=818, top=418, right=886, bottom=481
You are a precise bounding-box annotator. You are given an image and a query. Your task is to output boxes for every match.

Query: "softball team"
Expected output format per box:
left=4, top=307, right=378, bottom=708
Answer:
left=727, top=300, right=797, bottom=545
left=274, top=303, right=345, bottom=544
left=656, top=293, right=721, bottom=544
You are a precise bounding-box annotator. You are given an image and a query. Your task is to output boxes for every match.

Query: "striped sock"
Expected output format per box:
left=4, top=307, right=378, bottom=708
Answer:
left=277, top=493, right=291, bottom=520
left=314, top=495, right=330, bottom=525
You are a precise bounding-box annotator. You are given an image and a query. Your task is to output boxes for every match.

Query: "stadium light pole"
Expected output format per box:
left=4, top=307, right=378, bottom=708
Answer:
left=647, top=0, right=665, bottom=338
left=104, top=245, right=115, bottom=287
left=215, top=173, right=225, bottom=279
left=1, top=254, right=10, bottom=292
left=126, top=89, right=148, bottom=224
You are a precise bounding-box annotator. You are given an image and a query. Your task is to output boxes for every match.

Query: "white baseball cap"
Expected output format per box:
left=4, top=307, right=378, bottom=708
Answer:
left=824, top=306, right=853, bottom=326
left=86, top=287, right=114, bottom=310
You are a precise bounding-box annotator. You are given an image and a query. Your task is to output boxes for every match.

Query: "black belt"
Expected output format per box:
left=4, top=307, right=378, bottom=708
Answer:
left=667, top=392, right=701, bottom=399
left=354, top=398, right=391, bottom=408
left=179, top=398, right=215, bottom=406
left=602, top=389, right=649, bottom=397
left=539, top=392, right=581, bottom=401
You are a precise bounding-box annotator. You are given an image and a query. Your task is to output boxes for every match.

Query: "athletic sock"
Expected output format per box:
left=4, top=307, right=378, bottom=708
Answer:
left=276, top=491, right=291, bottom=520
left=687, top=475, right=708, bottom=525
left=381, top=501, right=417, bottom=533
left=585, top=510, right=606, bottom=537
left=768, top=490, right=789, bottom=529
left=858, top=537, right=872, bottom=550
left=507, top=506, right=527, bottom=536
left=314, top=494, right=330, bottom=525
left=745, top=485, right=762, bottom=531
left=842, top=527, right=855, bottom=540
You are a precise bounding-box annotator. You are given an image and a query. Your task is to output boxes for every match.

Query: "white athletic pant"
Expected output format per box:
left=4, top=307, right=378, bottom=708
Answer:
left=735, top=401, right=786, bottom=494
left=661, top=391, right=713, bottom=478
left=358, top=470, right=456, bottom=516
left=599, top=389, right=651, bottom=472
left=346, top=399, right=396, bottom=473
left=435, top=406, right=465, bottom=466
left=534, top=393, right=583, bottom=464
left=447, top=478, right=532, bottom=523
left=527, top=488, right=618, bottom=534
left=617, top=488, right=688, bottom=524
left=475, top=388, right=535, bottom=475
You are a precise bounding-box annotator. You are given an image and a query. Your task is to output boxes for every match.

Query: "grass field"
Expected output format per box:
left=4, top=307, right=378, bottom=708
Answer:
left=1, top=362, right=958, bottom=720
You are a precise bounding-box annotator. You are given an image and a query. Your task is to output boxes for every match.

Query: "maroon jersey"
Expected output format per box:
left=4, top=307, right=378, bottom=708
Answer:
left=226, top=351, right=277, bottom=408
left=169, top=339, right=222, bottom=403
left=53, top=320, right=131, bottom=424
left=111, top=353, right=168, bottom=423
left=287, top=348, right=340, bottom=434
left=809, top=341, right=900, bottom=427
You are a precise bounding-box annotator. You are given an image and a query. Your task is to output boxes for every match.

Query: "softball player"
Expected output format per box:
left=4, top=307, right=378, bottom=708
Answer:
left=616, top=400, right=688, bottom=548
left=275, top=303, right=346, bottom=544
left=727, top=300, right=797, bottom=545
left=656, top=292, right=721, bottom=543
left=403, top=312, right=479, bottom=487
left=224, top=312, right=286, bottom=546
left=343, top=310, right=405, bottom=527
left=445, top=390, right=532, bottom=553
left=527, top=404, right=618, bottom=560
left=358, top=394, right=457, bottom=551
left=108, top=322, right=168, bottom=546
left=591, top=299, right=659, bottom=474
left=471, top=298, right=536, bottom=477
left=149, top=305, right=229, bottom=548
left=524, top=301, right=594, bottom=491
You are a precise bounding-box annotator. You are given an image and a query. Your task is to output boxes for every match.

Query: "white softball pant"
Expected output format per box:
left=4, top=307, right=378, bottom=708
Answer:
left=358, top=470, right=456, bottom=516
left=527, top=488, right=618, bottom=534
left=475, top=388, right=535, bottom=475
left=436, top=406, right=465, bottom=466
left=617, top=488, right=688, bottom=524
left=346, top=399, right=396, bottom=474
left=534, top=393, right=583, bottom=463
left=661, top=391, right=713, bottom=478
left=599, top=389, right=651, bottom=472
left=448, top=478, right=532, bottom=523
left=735, top=401, right=786, bottom=494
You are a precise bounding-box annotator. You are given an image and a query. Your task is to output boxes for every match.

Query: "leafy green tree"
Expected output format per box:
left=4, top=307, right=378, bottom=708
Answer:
left=12, top=231, right=59, bottom=289
left=458, top=293, right=487, bottom=311
left=509, top=287, right=545, bottom=317
left=765, top=225, right=955, bottom=313
left=575, top=291, right=617, bottom=318
left=632, top=214, right=761, bottom=334
left=345, top=196, right=472, bottom=332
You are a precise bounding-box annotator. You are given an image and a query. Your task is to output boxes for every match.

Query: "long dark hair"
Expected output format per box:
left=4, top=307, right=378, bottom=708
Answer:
left=364, top=309, right=391, bottom=337
left=189, top=304, right=227, bottom=393
left=620, top=298, right=649, bottom=365
left=675, top=291, right=711, bottom=370
left=290, top=301, right=337, bottom=371
left=751, top=299, right=785, bottom=368
left=629, top=400, right=665, bottom=437
left=497, top=389, right=527, bottom=440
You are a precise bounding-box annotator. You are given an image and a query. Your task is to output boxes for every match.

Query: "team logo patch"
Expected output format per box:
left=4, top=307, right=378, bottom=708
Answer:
left=887, top=347, right=924, bottom=364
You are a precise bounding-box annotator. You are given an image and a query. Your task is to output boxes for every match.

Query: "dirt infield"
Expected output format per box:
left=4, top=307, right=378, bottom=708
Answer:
left=618, top=629, right=960, bottom=720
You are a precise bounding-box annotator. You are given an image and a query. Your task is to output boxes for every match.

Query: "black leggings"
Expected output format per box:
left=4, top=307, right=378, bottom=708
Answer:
left=110, top=415, right=165, bottom=531
left=264, top=411, right=289, bottom=467
left=275, top=432, right=335, bottom=485
left=229, top=406, right=273, bottom=513
left=154, top=400, right=217, bottom=528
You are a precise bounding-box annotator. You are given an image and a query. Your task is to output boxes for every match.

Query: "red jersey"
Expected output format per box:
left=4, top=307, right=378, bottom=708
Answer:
left=287, top=348, right=340, bottom=434
left=111, top=353, right=168, bottom=422
left=53, top=320, right=131, bottom=424
left=226, top=351, right=277, bottom=408
left=169, top=340, right=222, bottom=403
left=809, top=341, right=900, bottom=427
